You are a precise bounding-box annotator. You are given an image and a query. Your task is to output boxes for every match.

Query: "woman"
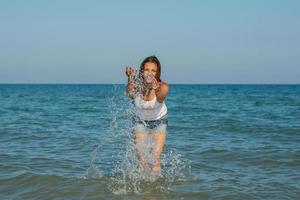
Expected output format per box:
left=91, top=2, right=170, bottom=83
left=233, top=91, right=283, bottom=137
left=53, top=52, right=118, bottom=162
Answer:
left=125, top=56, right=169, bottom=176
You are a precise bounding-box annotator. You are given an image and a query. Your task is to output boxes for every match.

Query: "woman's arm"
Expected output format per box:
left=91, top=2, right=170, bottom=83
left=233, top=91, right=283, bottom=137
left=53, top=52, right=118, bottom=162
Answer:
left=126, top=76, right=136, bottom=97
left=125, top=67, right=137, bottom=98
left=154, top=81, right=169, bottom=103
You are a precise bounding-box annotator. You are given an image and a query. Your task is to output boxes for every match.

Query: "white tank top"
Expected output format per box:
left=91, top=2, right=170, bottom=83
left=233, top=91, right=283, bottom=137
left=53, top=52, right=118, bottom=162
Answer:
left=134, top=94, right=167, bottom=121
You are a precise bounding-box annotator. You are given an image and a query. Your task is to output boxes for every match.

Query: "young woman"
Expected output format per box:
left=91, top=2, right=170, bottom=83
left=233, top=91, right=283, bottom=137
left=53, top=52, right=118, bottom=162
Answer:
left=125, top=56, right=169, bottom=176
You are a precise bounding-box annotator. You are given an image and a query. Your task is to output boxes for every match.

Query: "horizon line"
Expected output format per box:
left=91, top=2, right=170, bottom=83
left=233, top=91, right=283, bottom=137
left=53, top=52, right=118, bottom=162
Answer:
left=0, top=82, right=299, bottom=85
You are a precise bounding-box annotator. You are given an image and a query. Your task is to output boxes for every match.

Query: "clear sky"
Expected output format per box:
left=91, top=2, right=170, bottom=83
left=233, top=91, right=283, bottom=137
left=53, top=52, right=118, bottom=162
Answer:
left=0, top=0, right=299, bottom=84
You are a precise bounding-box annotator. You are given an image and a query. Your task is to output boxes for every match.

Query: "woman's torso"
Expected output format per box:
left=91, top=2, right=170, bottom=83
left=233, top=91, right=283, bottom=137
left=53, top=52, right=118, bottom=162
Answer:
left=133, top=93, right=167, bottom=121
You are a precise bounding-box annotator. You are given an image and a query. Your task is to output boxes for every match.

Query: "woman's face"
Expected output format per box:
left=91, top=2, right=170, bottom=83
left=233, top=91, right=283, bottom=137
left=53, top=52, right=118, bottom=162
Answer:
left=143, top=62, right=158, bottom=82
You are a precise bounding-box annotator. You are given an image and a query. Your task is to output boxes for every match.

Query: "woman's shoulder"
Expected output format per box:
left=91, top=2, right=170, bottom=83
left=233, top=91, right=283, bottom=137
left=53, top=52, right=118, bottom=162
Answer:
left=159, top=81, right=169, bottom=92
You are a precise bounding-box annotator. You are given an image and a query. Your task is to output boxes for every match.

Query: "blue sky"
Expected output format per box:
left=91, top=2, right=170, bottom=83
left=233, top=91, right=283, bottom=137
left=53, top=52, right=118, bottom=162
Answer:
left=0, top=0, right=299, bottom=83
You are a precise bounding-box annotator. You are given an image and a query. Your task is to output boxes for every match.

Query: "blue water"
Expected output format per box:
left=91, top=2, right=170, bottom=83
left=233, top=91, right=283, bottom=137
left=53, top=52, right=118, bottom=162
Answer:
left=0, top=84, right=299, bottom=200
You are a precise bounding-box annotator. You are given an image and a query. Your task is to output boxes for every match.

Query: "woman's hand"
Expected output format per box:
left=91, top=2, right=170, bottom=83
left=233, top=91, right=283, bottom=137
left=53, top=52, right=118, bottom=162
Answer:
left=148, top=74, right=161, bottom=90
left=125, top=67, right=137, bottom=79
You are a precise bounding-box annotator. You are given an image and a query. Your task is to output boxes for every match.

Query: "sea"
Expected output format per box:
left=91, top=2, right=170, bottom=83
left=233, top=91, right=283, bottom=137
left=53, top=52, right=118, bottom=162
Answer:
left=0, top=84, right=299, bottom=200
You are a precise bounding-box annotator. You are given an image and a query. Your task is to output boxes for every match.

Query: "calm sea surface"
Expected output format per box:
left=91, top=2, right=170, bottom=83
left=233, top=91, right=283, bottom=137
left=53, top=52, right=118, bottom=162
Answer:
left=0, top=84, right=299, bottom=200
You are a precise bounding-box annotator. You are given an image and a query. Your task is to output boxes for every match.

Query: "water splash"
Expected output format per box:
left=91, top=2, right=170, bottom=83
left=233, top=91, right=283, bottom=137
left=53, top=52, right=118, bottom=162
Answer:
left=85, top=82, right=192, bottom=194
left=84, top=86, right=124, bottom=179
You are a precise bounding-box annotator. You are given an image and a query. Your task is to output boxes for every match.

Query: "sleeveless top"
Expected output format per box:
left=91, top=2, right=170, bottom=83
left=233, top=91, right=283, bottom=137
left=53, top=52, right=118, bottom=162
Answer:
left=133, top=94, right=167, bottom=121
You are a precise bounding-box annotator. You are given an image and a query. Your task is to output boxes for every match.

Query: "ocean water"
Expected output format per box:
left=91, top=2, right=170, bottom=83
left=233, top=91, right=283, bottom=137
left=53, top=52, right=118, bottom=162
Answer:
left=0, top=84, right=299, bottom=200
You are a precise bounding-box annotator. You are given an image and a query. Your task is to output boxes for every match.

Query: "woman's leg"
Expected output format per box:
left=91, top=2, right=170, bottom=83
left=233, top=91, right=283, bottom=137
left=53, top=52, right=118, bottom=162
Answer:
left=151, top=131, right=166, bottom=175
left=135, top=132, right=149, bottom=171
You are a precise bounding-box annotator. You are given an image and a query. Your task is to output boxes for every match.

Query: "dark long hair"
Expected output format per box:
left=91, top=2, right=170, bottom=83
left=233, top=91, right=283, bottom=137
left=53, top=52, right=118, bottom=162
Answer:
left=139, top=56, right=161, bottom=82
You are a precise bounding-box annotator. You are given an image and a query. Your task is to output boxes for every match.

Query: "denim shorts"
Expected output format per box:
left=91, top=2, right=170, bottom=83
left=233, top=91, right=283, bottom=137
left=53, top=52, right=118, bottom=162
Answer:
left=133, top=115, right=168, bottom=134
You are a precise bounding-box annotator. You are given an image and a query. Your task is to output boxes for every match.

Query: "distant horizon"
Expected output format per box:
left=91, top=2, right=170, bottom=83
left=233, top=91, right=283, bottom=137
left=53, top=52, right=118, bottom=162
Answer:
left=1, top=82, right=299, bottom=85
